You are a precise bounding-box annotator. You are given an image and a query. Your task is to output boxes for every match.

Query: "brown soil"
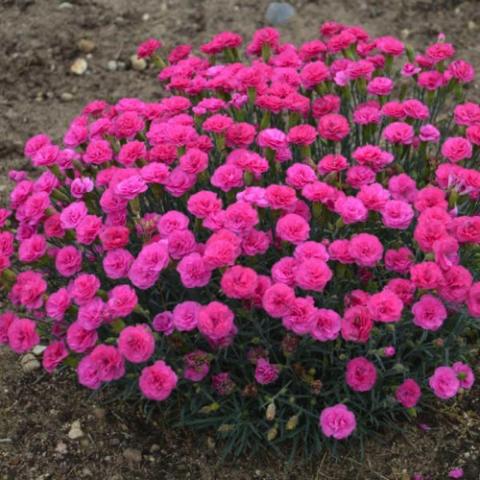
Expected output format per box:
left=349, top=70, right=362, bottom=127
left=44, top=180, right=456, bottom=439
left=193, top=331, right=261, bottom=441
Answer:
left=1, top=0, right=480, bottom=478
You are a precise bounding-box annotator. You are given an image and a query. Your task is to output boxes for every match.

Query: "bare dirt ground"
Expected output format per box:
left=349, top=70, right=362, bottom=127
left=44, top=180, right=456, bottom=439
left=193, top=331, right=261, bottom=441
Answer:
left=1, top=0, right=480, bottom=478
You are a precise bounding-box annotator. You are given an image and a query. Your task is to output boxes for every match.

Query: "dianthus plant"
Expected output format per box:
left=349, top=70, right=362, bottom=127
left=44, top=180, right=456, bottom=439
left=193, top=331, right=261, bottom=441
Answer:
left=1, top=22, right=480, bottom=457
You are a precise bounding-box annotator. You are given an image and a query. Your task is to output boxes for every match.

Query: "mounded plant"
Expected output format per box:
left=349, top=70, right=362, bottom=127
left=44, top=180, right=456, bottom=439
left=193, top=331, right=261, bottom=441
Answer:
left=1, top=21, right=479, bottom=457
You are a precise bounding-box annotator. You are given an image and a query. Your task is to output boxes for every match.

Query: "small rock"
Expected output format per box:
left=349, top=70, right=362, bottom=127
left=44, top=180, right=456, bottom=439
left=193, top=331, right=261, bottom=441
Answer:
left=32, top=345, right=46, bottom=356
left=130, top=54, right=147, bottom=71
left=117, top=61, right=126, bottom=71
left=20, top=353, right=40, bottom=373
left=58, top=2, right=73, bottom=9
left=78, top=39, right=96, bottom=54
left=400, top=29, right=410, bottom=39
left=265, top=2, right=295, bottom=25
left=107, top=60, right=118, bottom=71
left=468, top=20, right=477, bottom=30
left=55, top=441, right=68, bottom=455
left=150, top=444, right=160, bottom=453
left=60, top=92, right=74, bottom=102
left=123, top=448, right=142, bottom=463
left=70, top=58, right=88, bottom=75
left=142, top=13, right=150, bottom=21
left=68, top=420, right=84, bottom=440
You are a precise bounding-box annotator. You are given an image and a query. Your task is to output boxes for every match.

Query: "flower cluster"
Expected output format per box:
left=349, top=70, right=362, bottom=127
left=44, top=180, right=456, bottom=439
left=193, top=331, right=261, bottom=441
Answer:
left=0, top=22, right=479, bottom=455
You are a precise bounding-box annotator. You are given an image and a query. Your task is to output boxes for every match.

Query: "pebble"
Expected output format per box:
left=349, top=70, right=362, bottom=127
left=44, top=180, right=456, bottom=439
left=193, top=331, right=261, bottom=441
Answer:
left=78, top=39, right=96, bottom=53
left=67, top=420, right=84, bottom=440
left=58, top=2, right=73, bottom=9
left=55, top=441, right=68, bottom=455
left=265, top=2, right=295, bottom=25
left=20, top=353, right=40, bottom=373
left=123, top=448, right=142, bottom=463
left=130, top=54, right=147, bottom=71
left=60, top=92, right=74, bottom=102
left=401, top=29, right=410, bottom=39
left=468, top=20, right=477, bottom=30
left=142, top=13, right=150, bottom=21
left=70, top=58, right=88, bottom=75
left=81, top=467, right=93, bottom=477
left=32, top=345, right=46, bottom=355
left=107, top=60, right=118, bottom=71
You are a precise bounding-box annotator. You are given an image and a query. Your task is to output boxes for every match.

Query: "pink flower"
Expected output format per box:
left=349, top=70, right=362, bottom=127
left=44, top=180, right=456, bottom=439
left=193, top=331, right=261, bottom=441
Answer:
left=198, top=301, right=235, bottom=341
left=55, top=246, right=82, bottom=277
left=103, top=249, right=134, bottom=279
left=367, top=76, right=394, bottom=96
left=9, top=271, right=47, bottom=310
left=452, top=362, right=475, bottom=389
left=89, top=344, right=125, bottom=382
left=287, top=124, right=317, bottom=146
left=395, top=379, right=421, bottom=408
left=383, top=122, right=415, bottom=145
left=317, top=114, right=350, bottom=141
left=71, top=274, right=100, bottom=306
left=335, top=196, right=368, bottom=224
left=118, top=325, right=155, bottom=363
left=467, top=282, right=480, bottom=318
left=376, top=36, right=404, bottom=56
left=318, top=153, right=348, bottom=175
left=346, top=357, right=377, bottom=392
left=77, top=356, right=101, bottom=390
left=184, top=350, right=211, bottom=382
left=254, top=358, right=280, bottom=385
left=310, top=308, right=341, bottom=341
left=77, top=297, right=106, bottom=331
left=341, top=306, right=373, bottom=343
left=67, top=321, right=98, bottom=353
left=60, top=201, right=88, bottom=230
left=429, top=366, right=460, bottom=400
left=367, top=290, right=403, bottom=323
left=294, top=259, right=332, bottom=292
left=441, top=137, right=472, bottom=163
left=221, top=265, right=258, bottom=299
left=448, top=468, right=464, bottom=479
left=410, top=262, right=444, bottom=290
left=172, top=301, right=201, bottom=332
left=349, top=233, right=383, bottom=267
left=0, top=312, right=16, bottom=344
left=107, top=285, right=138, bottom=318
left=7, top=318, right=40, bottom=353
left=412, top=295, right=447, bottom=331
left=137, top=38, right=162, bottom=59
left=262, top=283, right=295, bottom=318
left=257, top=128, right=288, bottom=151
left=381, top=200, right=414, bottom=230
left=139, top=360, right=177, bottom=401
left=45, top=288, right=71, bottom=321
left=152, top=311, right=174, bottom=335
left=276, top=213, right=310, bottom=244
left=42, top=341, right=69, bottom=373
left=319, top=404, right=356, bottom=440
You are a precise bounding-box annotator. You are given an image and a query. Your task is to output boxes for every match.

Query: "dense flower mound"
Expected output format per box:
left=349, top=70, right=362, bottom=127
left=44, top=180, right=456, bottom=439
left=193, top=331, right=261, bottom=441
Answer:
left=1, top=22, right=480, bottom=455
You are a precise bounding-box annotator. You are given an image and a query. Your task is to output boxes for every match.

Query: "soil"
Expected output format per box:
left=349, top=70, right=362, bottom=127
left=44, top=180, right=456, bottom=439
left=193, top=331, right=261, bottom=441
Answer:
left=1, top=0, right=480, bottom=478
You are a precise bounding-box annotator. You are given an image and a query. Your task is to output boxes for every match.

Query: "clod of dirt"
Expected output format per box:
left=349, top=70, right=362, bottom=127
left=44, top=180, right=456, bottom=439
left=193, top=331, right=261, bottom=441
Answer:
left=70, top=58, right=88, bottom=75
left=67, top=420, right=85, bottom=440
left=77, top=39, right=96, bottom=54
left=20, top=353, right=40, bottom=373
left=123, top=448, right=143, bottom=463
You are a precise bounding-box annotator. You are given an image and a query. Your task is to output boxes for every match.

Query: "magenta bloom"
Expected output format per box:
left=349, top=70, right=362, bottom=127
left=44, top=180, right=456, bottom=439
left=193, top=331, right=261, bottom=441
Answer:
left=139, top=360, right=177, bottom=401
left=429, top=366, right=460, bottom=400
left=254, top=358, right=279, bottom=385
left=118, top=325, right=155, bottom=364
left=346, top=357, right=377, bottom=392
left=395, top=379, right=421, bottom=408
left=319, top=404, right=356, bottom=440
